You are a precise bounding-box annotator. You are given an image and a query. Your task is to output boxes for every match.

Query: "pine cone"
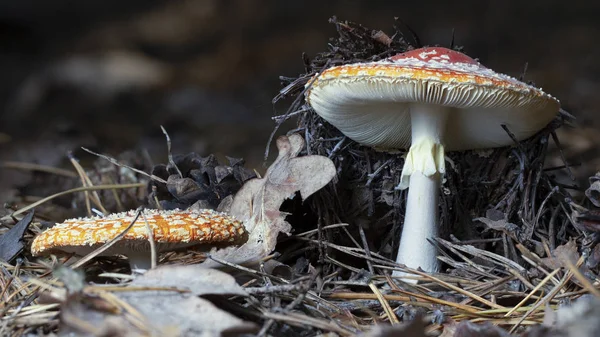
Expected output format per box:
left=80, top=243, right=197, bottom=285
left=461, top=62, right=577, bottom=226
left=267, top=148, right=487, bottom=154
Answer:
left=147, top=153, right=256, bottom=210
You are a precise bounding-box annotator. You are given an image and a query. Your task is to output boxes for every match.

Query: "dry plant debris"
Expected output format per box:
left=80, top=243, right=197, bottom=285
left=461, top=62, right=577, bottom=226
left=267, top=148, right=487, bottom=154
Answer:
left=264, top=16, right=600, bottom=336
left=148, top=151, right=256, bottom=210
left=585, top=172, right=600, bottom=207
left=41, top=265, right=258, bottom=336
left=204, top=133, right=336, bottom=267
left=0, top=149, right=149, bottom=224
left=0, top=133, right=338, bottom=335
left=0, top=211, right=34, bottom=262
left=1, top=16, right=600, bottom=337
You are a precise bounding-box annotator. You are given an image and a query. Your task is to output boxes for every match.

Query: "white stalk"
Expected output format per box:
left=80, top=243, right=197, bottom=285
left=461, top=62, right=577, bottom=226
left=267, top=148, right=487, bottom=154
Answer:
left=395, top=170, right=441, bottom=275
left=127, top=251, right=152, bottom=272
left=393, top=104, right=448, bottom=279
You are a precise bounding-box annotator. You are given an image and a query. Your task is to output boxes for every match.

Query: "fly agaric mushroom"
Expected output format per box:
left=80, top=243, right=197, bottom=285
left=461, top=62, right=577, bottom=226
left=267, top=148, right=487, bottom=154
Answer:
left=306, top=47, right=559, bottom=276
left=31, top=208, right=246, bottom=270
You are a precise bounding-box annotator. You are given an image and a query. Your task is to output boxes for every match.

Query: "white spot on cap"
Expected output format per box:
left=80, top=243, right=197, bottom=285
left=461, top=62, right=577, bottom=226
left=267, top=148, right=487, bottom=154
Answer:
left=418, top=49, right=438, bottom=59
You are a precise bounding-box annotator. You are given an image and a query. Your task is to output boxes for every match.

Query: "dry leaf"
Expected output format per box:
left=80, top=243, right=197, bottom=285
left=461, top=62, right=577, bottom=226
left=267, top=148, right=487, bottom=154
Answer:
left=116, top=292, right=257, bottom=336
left=474, top=209, right=519, bottom=234
left=440, top=320, right=509, bottom=337
left=59, top=265, right=256, bottom=336
left=60, top=293, right=138, bottom=337
left=587, top=243, right=600, bottom=269
left=0, top=211, right=34, bottom=262
left=551, top=296, right=600, bottom=336
left=129, top=264, right=248, bottom=296
left=360, top=318, right=427, bottom=337
left=524, top=296, right=600, bottom=337
left=204, top=134, right=336, bottom=267
left=572, top=208, right=600, bottom=232
left=540, top=239, right=579, bottom=270
left=586, top=173, right=600, bottom=207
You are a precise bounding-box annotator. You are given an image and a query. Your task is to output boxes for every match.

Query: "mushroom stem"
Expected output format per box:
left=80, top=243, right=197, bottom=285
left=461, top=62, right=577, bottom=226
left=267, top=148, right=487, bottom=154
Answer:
left=395, top=171, right=441, bottom=274
left=393, top=104, right=448, bottom=277
left=127, top=251, right=153, bottom=272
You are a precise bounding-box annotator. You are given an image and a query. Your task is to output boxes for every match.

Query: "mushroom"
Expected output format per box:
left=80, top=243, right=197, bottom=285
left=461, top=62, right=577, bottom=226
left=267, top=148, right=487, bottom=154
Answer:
left=31, top=208, right=247, bottom=270
left=306, top=47, right=560, bottom=276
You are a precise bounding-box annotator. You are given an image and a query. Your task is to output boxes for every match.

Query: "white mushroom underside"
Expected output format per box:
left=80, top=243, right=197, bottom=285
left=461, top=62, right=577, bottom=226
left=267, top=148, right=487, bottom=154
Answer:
left=308, top=78, right=559, bottom=151
left=50, top=241, right=199, bottom=256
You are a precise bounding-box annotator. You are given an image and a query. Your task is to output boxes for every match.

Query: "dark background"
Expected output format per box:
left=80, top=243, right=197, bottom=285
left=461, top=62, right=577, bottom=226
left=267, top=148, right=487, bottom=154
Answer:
left=0, top=0, right=598, bottom=204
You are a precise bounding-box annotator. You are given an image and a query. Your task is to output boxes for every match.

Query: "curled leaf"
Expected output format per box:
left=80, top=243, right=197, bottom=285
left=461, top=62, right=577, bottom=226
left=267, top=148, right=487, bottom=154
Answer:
left=0, top=211, right=34, bottom=262
left=205, top=134, right=336, bottom=267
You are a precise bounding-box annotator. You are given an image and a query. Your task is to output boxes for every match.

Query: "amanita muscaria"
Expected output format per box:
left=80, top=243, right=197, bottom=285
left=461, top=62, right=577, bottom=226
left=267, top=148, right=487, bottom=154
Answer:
left=305, top=46, right=560, bottom=276
left=31, top=208, right=247, bottom=270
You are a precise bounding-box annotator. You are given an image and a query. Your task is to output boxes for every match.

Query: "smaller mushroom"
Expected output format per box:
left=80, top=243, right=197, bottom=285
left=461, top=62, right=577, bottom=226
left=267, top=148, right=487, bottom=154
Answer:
left=31, top=208, right=247, bottom=270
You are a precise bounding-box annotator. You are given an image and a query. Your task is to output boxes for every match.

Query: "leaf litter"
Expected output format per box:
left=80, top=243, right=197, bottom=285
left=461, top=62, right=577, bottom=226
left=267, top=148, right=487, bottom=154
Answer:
left=203, top=133, right=336, bottom=268
left=0, top=133, right=338, bottom=336
left=0, top=211, right=34, bottom=262
left=1, top=16, right=600, bottom=337
left=45, top=266, right=257, bottom=336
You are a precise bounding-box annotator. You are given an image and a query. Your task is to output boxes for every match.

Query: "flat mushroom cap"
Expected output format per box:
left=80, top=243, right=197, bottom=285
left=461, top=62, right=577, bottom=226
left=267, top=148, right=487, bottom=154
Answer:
left=306, top=47, right=560, bottom=151
left=31, top=208, right=247, bottom=257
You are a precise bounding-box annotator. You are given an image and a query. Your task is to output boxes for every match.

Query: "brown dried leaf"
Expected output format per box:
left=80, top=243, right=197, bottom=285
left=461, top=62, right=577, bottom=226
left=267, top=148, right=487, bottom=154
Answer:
left=441, top=320, right=510, bottom=337
left=474, top=209, right=517, bottom=233
left=524, top=296, right=600, bottom=337
left=586, top=173, right=600, bottom=207
left=205, top=134, right=336, bottom=266
left=129, top=264, right=248, bottom=296
left=0, top=211, right=34, bottom=262
left=360, top=318, right=427, bottom=337
left=572, top=208, right=600, bottom=232
left=59, top=265, right=256, bottom=336
left=441, top=318, right=513, bottom=337
left=540, top=239, right=579, bottom=270
left=587, top=244, right=600, bottom=269
left=115, top=292, right=257, bottom=336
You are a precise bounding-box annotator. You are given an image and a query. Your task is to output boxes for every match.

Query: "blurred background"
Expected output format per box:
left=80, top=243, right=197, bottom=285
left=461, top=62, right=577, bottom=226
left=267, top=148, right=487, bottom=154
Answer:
left=0, top=0, right=598, bottom=204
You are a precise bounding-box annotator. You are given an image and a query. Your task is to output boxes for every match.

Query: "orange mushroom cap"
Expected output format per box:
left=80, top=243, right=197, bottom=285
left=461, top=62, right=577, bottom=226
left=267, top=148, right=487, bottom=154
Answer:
left=306, top=46, right=560, bottom=151
left=31, top=208, right=247, bottom=257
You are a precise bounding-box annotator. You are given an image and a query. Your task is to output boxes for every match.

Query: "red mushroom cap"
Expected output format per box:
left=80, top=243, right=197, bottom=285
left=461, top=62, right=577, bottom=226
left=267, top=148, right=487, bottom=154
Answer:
left=305, top=46, right=560, bottom=151
left=390, top=47, right=478, bottom=64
